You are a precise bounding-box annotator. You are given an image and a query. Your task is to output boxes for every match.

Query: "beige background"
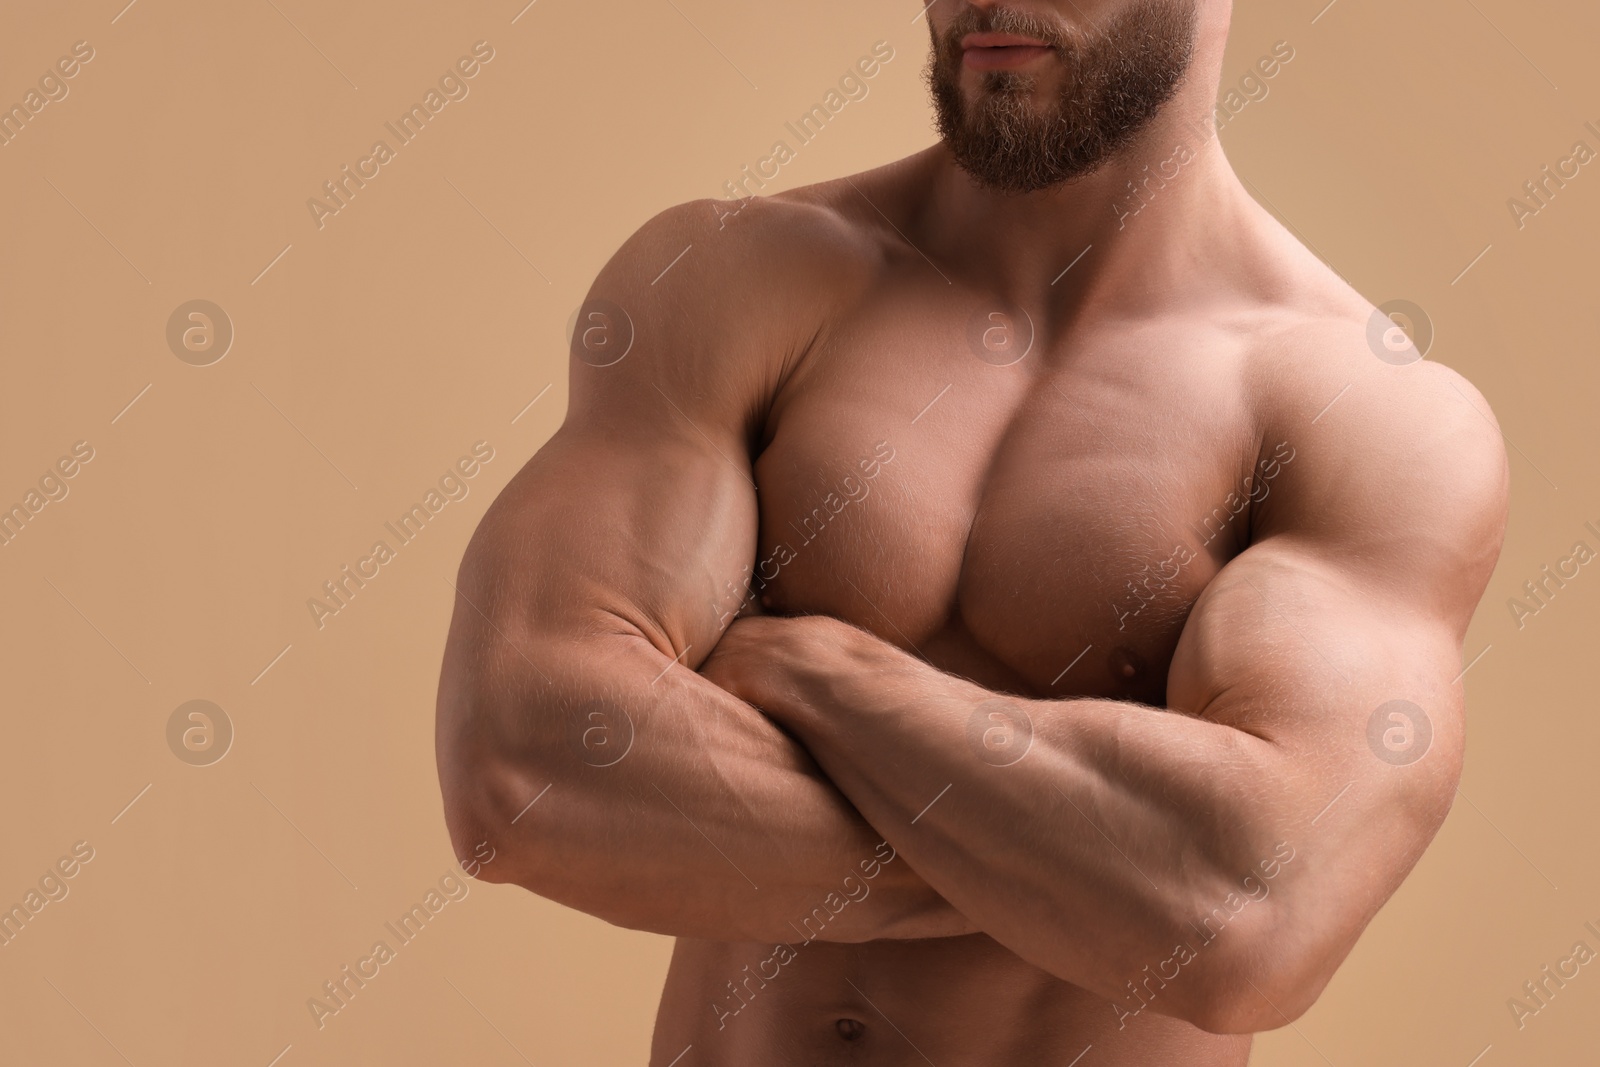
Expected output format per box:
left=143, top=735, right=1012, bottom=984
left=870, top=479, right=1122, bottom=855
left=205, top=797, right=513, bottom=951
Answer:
left=1, top=0, right=1596, bottom=1064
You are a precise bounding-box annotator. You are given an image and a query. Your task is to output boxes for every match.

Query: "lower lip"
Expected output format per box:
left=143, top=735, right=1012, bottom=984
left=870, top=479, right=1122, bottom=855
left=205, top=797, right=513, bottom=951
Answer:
left=962, top=44, right=1053, bottom=71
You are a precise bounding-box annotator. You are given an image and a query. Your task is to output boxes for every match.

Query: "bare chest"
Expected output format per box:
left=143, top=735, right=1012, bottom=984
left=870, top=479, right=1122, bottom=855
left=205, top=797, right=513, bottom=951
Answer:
left=745, top=309, right=1276, bottom=704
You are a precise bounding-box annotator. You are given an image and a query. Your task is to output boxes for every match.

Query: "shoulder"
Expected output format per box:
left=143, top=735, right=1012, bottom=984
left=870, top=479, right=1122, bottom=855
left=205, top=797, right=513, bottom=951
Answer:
left=600, top=148, right=933, bottom=298
left=570, top=193, right=886, bottom=417
left=596, top=192, right=884, bottom=317
left=1243, top=305, right=1510, bottom=629
left=592, top=140, right=938, bottom=305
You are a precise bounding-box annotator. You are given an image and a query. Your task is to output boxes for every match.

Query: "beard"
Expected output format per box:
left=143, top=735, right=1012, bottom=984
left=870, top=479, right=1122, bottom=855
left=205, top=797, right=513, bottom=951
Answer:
left=924, top=0, right=1198, bottom=194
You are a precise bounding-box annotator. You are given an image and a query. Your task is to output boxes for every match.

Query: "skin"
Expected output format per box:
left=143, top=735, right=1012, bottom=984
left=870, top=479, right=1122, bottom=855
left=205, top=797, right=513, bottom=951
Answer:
left=435, top=1, right=1510, bottom=1063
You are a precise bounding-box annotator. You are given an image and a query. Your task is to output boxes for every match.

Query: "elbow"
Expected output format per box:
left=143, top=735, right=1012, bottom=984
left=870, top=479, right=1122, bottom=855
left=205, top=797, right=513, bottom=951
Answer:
left=434, top=614, right=672, bottom=927
left=436, top=678, right=634, bottom=924
left=436, top=671, right=559, bottom=893
left=442, top=747, right=607, bottom=915
left=440, top=762, right=667, bottom=934
left=439, top=748, right=538, bottom=889
left=1175, top=923, right=1334, bottom=1035
left=1133, top=829, right=1334, bottom=1034
left=1182, top=975, right=1315, bottom=1036
left=1098, top=871, right=1334, bottom=1036
left=435, top=604, right=579, bottom=894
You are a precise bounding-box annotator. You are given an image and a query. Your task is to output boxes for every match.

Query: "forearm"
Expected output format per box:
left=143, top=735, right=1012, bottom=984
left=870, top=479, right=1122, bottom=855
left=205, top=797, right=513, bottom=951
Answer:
left=708, top=618, right=1304, bottom=1026
left=439, top=628, right=972, bottom=945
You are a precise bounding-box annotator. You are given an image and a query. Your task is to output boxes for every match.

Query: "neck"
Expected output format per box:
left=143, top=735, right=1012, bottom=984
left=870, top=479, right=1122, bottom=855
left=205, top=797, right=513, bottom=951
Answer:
left=913, top=6, right=1261, bottom=319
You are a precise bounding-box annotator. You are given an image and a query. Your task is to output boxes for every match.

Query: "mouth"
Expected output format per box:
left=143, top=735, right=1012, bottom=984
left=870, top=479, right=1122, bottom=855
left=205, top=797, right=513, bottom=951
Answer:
left=960, top=32, right=1055, bottom=71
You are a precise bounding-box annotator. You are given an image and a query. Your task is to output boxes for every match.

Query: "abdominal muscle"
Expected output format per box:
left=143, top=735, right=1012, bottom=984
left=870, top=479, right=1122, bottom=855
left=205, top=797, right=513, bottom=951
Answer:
left=650, top=933, right=1252, bottom=1066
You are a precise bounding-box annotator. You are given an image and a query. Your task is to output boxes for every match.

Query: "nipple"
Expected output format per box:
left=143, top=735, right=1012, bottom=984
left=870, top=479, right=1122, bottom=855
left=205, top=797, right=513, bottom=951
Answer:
left=1108, top=645, right=1144, bottom=682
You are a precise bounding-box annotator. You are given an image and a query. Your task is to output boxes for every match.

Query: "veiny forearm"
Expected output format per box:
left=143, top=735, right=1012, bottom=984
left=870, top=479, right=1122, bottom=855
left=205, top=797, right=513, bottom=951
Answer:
left=706, top=619, right=1304, bottom=1026
left=438, top=625, right=972, bottom=945
left=795, top=685, right=1279, bottom=1000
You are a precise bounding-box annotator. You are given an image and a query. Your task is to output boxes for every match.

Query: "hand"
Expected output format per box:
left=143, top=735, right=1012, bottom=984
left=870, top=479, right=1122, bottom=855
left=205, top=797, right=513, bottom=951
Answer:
left=699, top=613, right=865, bottom=729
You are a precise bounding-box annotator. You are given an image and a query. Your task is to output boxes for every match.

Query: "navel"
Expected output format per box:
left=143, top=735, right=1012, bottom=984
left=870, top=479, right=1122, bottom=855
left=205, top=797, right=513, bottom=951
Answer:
left=835, top=1017, right=866, bottom=1041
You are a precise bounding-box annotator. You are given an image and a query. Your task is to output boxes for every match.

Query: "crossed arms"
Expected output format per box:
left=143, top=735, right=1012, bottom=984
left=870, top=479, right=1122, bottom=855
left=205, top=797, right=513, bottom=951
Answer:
left=434, top=202, right=1510, bottom=1035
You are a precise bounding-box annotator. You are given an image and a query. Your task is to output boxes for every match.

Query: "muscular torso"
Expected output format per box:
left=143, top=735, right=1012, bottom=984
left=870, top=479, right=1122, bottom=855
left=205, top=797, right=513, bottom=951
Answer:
left=649, top=162, right=1359, bottom=1066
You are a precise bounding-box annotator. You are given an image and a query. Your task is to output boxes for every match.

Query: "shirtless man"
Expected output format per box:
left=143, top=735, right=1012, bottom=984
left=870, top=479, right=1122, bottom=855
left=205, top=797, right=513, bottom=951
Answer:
left=435, top=0, right=1510, bottom=1062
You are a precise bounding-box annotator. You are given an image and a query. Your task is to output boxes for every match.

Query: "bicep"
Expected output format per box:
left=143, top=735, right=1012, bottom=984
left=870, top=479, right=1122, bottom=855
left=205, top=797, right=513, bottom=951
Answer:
left=452, top=200, right=784, bottom=667
left=1169, top=537, right=1465, bottom=823
left=1163, top=537, right=1469, bottom=986
left=1163, top=361, right=1509, bottom=959
left=463, top=415, right=758, bottom=664
left=436, top=399, right=766, bottom=841
left=1169, top=357, right=1507, bottom=858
